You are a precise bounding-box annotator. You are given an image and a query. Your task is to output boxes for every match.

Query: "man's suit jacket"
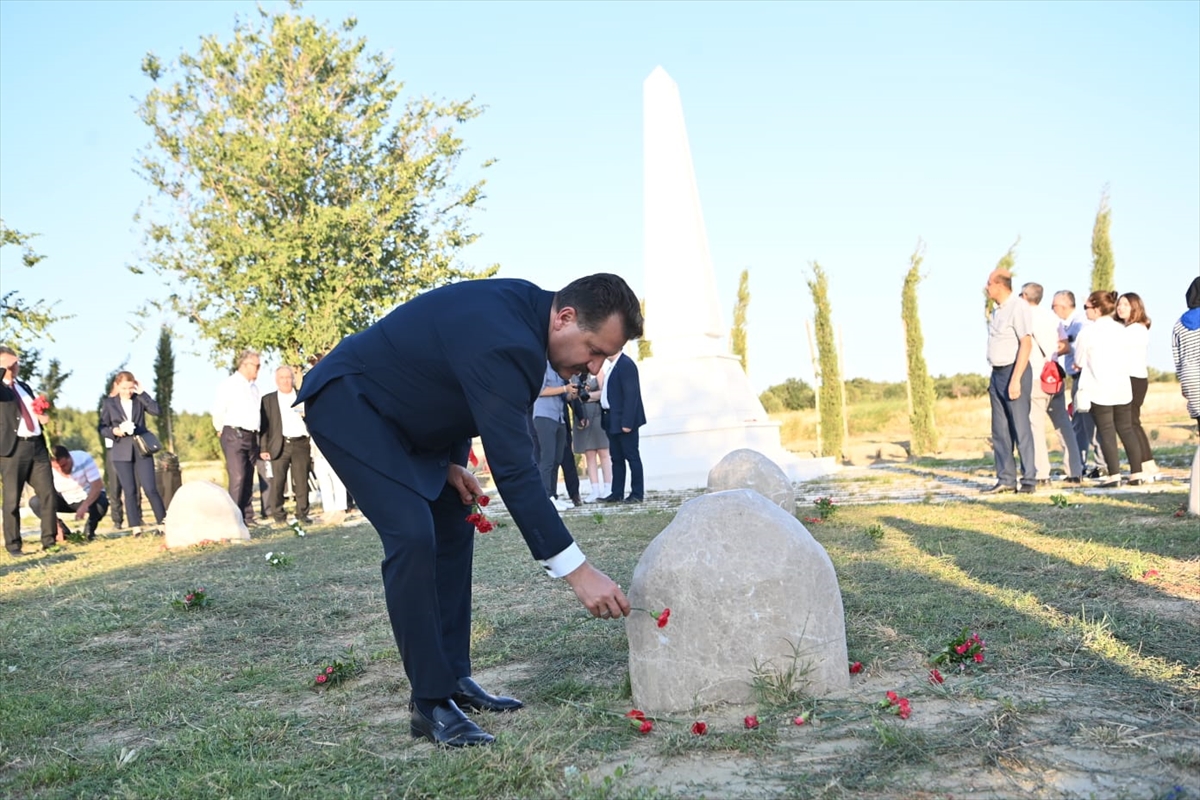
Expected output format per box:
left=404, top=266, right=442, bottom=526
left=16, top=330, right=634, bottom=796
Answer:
left=258, top=391, right=300, bottom=460
left=604, top=354, right=647, bottom=434
left=297, top=278, right=575, bottom=561
left=98, top=393, right=161, bottom=462
left=0, top=379, right=38, bottom=457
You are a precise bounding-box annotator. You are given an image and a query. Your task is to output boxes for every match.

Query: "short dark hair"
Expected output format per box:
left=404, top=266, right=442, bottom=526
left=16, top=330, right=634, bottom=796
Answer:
left=53, top=445, right=71, bottom=462
left=1087, top=290, right=1118, bottom=316
left=555, top=273, right=644, bottom=341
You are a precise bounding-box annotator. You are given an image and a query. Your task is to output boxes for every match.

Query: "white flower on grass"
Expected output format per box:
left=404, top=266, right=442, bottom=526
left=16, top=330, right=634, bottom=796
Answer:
left=265, top=552, right=273, bottom=561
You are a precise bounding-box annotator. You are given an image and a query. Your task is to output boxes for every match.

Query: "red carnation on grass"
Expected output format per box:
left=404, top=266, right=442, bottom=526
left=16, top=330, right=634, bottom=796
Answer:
left=929, top=668, right=944, bottom=685
left=691, top=721, right=708, bottom=735
left=793, top=712, right=809, bottom=726
left=879, top=691, right=912, bottom=719
left=744, top=715, right=759, bottom=730
left=639, top=719, right=653, bottom=734
left=625, top=709, right=646, bottom=721
left=897, top=698, right=912, bottom=719
left=315, top=673, right=327, bottom=684
left=1142, top=569, right=1159, bottom=579
left=326, top=666, right=335, bottom=674
left=849, top=661, right=863, bottom=675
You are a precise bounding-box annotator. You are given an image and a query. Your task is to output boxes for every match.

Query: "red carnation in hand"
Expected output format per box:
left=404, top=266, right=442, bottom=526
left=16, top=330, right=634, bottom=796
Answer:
left=691, top=721, right=708, bottom=735
left=744, top=715, right=759, bottom=730
left=849, top=661, right=863, bottom=675
left=32, top=394, right=50, bottom=415
left=477, top=494, right=489, bottom=507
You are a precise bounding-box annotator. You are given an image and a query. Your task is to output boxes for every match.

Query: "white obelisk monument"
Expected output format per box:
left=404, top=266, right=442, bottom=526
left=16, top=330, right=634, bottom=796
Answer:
left=637, top=66, right=835, bottom=490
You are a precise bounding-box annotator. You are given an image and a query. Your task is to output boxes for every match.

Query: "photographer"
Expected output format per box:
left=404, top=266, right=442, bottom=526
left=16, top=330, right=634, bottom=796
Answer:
left=572, top=370, right=611, bottom=502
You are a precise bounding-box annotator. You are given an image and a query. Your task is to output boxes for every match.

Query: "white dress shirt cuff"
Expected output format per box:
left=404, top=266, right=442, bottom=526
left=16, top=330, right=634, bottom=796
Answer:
left=540, top=543, right=586, bottom=579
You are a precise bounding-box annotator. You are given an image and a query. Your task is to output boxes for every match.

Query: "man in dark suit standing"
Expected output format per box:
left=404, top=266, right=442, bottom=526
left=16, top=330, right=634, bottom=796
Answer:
left=0, top=346, right=58, bottom=556
left=599, top=352, right=647, bottom=503
left=297, top=274, right=641, bottom=747
left=259, top=365, right=312, bottom=525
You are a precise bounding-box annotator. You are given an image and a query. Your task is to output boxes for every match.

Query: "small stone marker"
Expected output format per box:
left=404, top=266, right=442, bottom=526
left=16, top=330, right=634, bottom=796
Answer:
left=164, top=481, right=251, bottom=549
left=627, top=489, right=849, bottom=713
left=706, top=448, right=795, bottom=514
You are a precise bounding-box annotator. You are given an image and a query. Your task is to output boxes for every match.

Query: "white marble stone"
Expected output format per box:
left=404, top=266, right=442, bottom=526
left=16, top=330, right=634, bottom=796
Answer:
left=627, top=489, right=849, bottom=713
left=164, top=481, right=251, bottom=549
left=707, top=449, right=796, bottom=514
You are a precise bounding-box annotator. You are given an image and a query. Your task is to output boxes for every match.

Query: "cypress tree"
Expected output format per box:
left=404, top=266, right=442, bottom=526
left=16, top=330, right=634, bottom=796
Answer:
left=984, top=240, right=1019, bottom=320
left=1090, top=186, right=1115, bottom=292
left=806, top=262, right=844, bottom=460
left=730, top=268, right=750, bottom=372
left=901, top=242, right=938, bottom=455
left=153, top=325, right=176, bottom=453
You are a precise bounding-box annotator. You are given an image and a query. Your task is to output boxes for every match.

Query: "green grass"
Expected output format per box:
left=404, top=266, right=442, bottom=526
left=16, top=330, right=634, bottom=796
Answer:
left=2, top=485, right=1198, bottom=799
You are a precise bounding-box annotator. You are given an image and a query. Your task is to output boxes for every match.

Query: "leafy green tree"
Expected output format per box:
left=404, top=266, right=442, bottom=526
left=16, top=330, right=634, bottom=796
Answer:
left=933, top=372, right=989, bottom=398
left=135, top=3, right=496, bottom=367
left=760, top=378, right=816, bottom=411
left=174, top=412, right=222, bottom=462
left=153, top=326, right=176, bottom=452
left=807, top=262, right=844, bottom=459
left=901, top=242, right=938, bottom=455
left=1090, top=186, right=1115, bottom=293
left=1, top=219, right=70, bottom=342
left=730, top=268, right=750, bottom=372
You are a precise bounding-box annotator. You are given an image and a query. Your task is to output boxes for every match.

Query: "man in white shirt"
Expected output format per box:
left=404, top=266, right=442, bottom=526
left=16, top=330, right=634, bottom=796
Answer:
left=1051, top=290, right=1101, bottom=475
left=212, top=350, right=263, bottom=526
left=1021, top=283, right=1082, bottom=484
left=259, top=365, right=312, bottom=524
left=29, top=446, right=110, bottom=540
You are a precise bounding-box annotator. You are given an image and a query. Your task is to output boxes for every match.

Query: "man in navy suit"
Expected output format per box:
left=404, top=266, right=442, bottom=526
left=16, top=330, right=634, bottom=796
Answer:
left=297, top=274, right=642, bottom=747
left=599, top=352, right=647, bottom=503
left=1, top=346, right=57, bottom=555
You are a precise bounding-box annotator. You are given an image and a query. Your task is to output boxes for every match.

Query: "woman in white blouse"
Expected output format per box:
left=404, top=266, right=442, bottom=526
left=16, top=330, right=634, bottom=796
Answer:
left=1074, top=291, right=1144, bottom=486
left=1117, top=292, right=1157, bottom=477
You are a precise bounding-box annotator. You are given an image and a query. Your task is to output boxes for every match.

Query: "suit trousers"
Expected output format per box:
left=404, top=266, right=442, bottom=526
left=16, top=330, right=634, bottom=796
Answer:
left=268, top=438, right=312, bottom=521
left=115, top=450, right=166, bottom=526
left=988, top=363, right=1036, bottom=489
left=559, top=422, right=580, bottom=500
left=30, top=491, right=109, bottom=537
left=105, top=447, right=124, bottom=527
left=220, top=426, right=259, bottom=523
left=608, top=427, right=644, bottom=500
left=1, top=437, right=58, bottom=552
left=533, top=416, right=566, bottom=498
left=305, top=389, right=474, bottom=700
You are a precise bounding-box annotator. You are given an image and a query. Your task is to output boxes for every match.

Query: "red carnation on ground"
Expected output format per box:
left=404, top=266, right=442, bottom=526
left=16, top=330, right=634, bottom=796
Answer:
left=656, top=608, right=671, bottom=628
left=744, top=715, right=759, bottom=729
left=929, top=668, right=944, bottom=684
left=315, top=673, right=327, bottom=684
left=849, top=661, right=863, bottom=674
left=625, top=709, right=646, bottom=721
left=639, top=719, right=653, bottom=734
left=691, top=721, right=708, bottom=735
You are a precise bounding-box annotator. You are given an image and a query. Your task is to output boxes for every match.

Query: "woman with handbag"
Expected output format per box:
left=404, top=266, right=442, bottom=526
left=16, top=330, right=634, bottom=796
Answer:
left=99, top=371, right=167, bottom=534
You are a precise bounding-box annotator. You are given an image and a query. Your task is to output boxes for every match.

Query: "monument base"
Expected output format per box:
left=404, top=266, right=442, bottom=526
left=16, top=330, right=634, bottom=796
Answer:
left=636, top=352, right=838, bottom=491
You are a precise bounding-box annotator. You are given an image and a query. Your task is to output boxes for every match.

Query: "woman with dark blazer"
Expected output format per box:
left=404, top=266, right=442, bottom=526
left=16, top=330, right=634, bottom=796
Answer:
left=99, top=371, right=166, bottom=533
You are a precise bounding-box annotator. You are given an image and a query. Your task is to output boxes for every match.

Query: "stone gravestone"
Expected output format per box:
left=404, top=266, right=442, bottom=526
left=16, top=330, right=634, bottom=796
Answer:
left=706, top=448, right=795, bottom=514
left=627, top=489, right=849, bottom=713
left=164, top=480, right=251, bottom=549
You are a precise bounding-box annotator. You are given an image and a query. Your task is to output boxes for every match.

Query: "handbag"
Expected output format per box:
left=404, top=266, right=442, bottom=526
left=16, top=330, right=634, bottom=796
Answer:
left=1040, top=360, right=1065, bottom=395
left=133, top=430, right=163, bottom=457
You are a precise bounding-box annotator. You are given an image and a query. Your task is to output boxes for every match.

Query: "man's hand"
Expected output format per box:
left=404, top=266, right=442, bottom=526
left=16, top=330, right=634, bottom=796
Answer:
left=622, top=427, right=631, bottom=433
left=260, top=452, right=271, bottom=461
left=447, top=463, right=484, bottom=505
left=75, top=505, right=88, bottom=520
left=1008, top=380, right=1021, bottom=401
left=564, top=561, right=630, bottom=620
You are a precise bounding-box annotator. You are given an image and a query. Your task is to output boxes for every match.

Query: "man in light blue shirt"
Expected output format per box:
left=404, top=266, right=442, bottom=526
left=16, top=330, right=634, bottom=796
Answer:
left=532, top=362, right=577, bottom=511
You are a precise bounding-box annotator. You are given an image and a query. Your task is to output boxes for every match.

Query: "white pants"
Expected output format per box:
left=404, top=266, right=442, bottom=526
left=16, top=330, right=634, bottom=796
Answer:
left=1030, top=383, right=1083, bottom=480
left=312, top=453, right=347, bottom=513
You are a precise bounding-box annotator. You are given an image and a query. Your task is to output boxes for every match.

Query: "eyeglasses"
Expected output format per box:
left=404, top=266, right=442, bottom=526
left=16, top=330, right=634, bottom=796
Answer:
left=1083, top=305, right=1095, bottom=310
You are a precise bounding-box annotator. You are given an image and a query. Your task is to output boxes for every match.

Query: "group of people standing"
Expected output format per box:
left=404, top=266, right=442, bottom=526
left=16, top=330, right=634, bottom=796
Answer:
left=533, top=350, right=647, bottom=510
left=984, top=269, right=1197, bottom=493
left=211, top=352, right=350, bottom=529
left=2, top=346, right=168, bottom=555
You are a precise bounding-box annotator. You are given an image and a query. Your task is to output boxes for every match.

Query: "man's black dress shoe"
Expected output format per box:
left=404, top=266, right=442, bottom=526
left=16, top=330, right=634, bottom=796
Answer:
left=623, top=496, right=643, bottom=504
left=980, top=483, right=1017, bottom=494
left=451, top=676, right=524, bottom=712
left=410, top=699, right=495, bottom=747
left=599, top=494, right=623, bottom=503
left=1018, top=484, right=1037, bottom=494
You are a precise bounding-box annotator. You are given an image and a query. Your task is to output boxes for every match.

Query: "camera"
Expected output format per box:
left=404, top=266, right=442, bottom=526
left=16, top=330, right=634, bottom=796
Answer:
left=576, top=382, right=590, bottom=402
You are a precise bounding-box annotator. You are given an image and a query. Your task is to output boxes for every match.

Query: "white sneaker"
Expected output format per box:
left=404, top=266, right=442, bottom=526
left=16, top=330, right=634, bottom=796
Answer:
left=550, top=497, right=572, bottom=512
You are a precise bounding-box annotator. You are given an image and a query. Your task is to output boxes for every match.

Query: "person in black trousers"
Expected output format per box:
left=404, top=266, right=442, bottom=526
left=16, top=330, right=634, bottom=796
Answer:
left=99, top=371, right=167, bottom=534
left=1, top=346, right=57, bottom=555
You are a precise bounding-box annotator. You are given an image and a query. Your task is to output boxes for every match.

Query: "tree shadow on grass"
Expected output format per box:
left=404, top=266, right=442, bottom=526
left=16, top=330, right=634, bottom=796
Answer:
left=875, top=510, right=1199, bottom=683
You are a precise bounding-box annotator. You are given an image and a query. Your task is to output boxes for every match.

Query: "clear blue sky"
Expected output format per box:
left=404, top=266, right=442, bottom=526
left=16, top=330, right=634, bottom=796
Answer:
left=2, top=0, right=1197, bottom=413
